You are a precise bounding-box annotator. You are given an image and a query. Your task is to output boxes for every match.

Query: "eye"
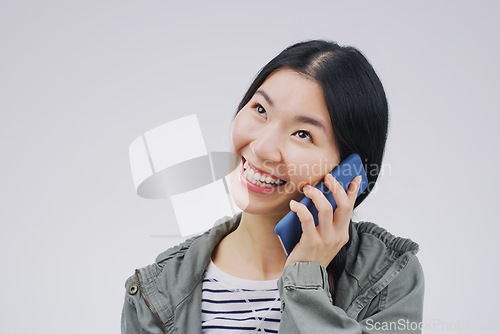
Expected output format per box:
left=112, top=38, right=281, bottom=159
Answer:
left=253, top=103, right=267, bottom=118
left=294, top=130, right=313, bottom=142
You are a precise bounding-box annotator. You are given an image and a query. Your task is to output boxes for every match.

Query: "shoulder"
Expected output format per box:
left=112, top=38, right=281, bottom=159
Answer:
left=347, top=221, right=423, bottom=285
left=122, top=213, right=242, bottom=331
left=352, top=221, right=419, bottom=257
left=334, top=221, right=424, bottom=319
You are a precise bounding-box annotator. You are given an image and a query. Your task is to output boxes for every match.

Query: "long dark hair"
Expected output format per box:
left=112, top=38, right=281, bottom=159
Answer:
left=236, top=40, right=389, bottom=295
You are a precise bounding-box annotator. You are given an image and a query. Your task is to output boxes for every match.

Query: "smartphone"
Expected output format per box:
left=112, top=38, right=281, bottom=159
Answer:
left=274, top=153, right=368, bottom=256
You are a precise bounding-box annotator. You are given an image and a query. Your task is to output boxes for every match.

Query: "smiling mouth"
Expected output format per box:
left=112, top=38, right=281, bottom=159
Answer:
left=242, top=157, right=287, bottom=188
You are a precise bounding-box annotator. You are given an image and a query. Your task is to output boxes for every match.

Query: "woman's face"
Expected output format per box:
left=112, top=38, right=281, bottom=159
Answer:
left=229, top=68, right=340, bottom=219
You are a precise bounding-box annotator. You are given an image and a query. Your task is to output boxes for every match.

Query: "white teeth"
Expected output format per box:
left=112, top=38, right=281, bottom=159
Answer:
left=243, top=159, right=285, bottom=188
left=247, top=168, right=255, bottom=178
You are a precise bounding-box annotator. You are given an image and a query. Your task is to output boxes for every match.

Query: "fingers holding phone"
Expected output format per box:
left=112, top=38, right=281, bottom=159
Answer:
left=275, top=153, right=368, bottom=263
left=285, top=174, right=362, bottom=268
left=325, top=173, right=362, bottom=234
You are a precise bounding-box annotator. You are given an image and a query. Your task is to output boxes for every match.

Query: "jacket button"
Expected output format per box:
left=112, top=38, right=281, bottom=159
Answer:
left=129, top=285, right=138, bottom=295
left=395, top=251, right=403, bottom=258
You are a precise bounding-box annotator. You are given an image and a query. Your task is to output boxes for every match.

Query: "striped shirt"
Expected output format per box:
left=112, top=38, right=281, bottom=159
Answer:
left=201, top=261, right=281, bottom=333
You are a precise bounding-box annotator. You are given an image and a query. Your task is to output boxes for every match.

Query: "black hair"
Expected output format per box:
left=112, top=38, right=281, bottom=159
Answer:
left=236, top=40, right=389, bottom=295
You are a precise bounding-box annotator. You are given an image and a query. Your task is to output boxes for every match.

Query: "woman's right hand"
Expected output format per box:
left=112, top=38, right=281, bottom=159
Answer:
left=284, top=174, right=362, bottom=268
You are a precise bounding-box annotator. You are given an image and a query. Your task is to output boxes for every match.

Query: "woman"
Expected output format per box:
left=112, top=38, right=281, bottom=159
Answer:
left=122, top=40, right=424, bottom=333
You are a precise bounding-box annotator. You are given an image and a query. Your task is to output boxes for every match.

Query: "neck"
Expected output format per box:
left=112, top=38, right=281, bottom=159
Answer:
left=212, top=212, right=287, bottom=280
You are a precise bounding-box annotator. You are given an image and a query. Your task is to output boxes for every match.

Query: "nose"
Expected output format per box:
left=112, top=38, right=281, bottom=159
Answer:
left=250, top=125, right=283, bottom=163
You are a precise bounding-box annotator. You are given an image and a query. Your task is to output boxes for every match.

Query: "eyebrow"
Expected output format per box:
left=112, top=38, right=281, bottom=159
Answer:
left=255, top=89, right=327, bottom=133
left=255, top=90, right=274, bottom=107
left=293, top=115, right=327, bottom=132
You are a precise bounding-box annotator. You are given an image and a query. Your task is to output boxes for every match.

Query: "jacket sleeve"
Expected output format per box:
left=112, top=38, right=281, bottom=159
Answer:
left=277, top=257, right=424, bottom=334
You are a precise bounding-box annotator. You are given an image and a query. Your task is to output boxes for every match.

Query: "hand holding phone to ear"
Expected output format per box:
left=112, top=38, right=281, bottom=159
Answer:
left=284, top=173, right=362, bottom=268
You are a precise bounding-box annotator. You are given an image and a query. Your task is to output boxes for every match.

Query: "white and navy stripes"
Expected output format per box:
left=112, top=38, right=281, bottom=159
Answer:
left=201, top=261, right=281, bottom=333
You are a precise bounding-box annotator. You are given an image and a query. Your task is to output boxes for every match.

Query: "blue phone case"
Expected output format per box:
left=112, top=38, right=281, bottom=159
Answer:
left=274, top=153, right=369, bottom=256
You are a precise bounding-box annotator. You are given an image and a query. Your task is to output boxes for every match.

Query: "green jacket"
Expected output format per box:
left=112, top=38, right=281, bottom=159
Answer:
left=121, top=213, right=424, bottom=333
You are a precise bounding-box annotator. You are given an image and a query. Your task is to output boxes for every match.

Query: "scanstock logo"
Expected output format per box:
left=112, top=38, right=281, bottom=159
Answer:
left=129, top=114, right=240, bottom=237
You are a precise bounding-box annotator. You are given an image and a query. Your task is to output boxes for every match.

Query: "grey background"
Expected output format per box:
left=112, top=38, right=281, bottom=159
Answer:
left=1, top=1, right=498, bottom=333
